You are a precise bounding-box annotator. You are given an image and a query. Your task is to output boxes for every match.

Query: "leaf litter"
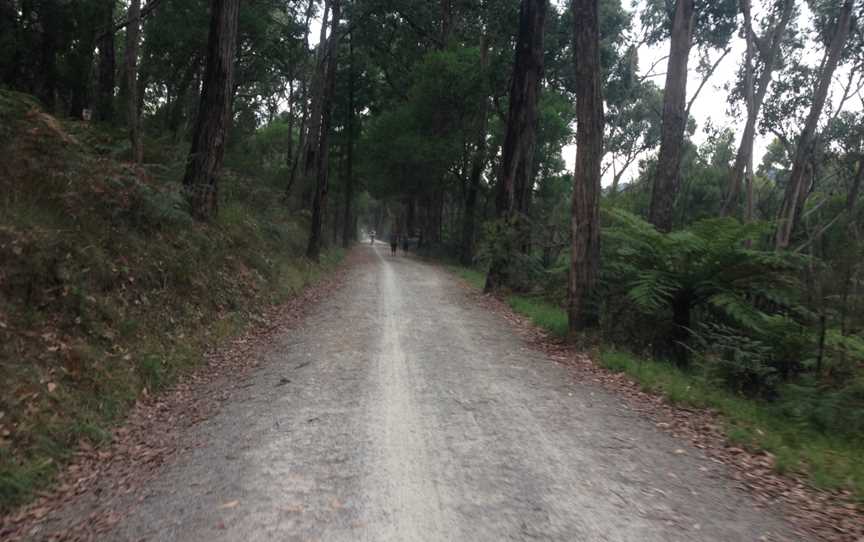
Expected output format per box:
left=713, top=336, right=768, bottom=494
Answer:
left=0, top=249, right=366, bottom=541
left=461, top=281, right=864, bottom=542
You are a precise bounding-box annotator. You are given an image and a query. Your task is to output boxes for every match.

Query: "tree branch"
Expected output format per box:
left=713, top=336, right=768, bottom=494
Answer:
left=685, top=47, right=731, bottom=117
left=638, top=54, right=670, bottom=83
left=97, top=0, right=164, bottom=42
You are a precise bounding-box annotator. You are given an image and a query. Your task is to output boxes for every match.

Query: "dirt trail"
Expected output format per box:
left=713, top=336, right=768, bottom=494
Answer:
left=78, top=244, right=798, bottom=540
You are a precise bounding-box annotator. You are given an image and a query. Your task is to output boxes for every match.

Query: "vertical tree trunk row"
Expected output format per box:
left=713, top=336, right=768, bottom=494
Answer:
left=342, top=31, right=355, bottom=248
left=285, top=78, right=294, bottom=167
left=568, top=0, right=604, bottom=332
left=182, top=0, right=241, bottom=220
left=298, top=1, right=331, bottom=205
left=484, top=0, right=547, bottom=292
left=775, top=0, right=853, bottom=249
left=722, top=0, right=794, bottom=217
left=125, top=0, right=143, bottom=163
left=168, top=58, right=200, bottom=135
left=848, top=156, right=864, bottom=213
left=647, top=0, right=694, bottom=233
left=307, top=0, right=342, bottom=261
left=460, top=31, right=490, bottom=266
left=286, top=0, right=317, bottom=200
left=95, top=0, right=117, bottom=122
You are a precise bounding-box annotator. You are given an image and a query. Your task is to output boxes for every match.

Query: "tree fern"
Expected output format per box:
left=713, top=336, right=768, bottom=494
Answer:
left=601, top=208, right=808, bottom=380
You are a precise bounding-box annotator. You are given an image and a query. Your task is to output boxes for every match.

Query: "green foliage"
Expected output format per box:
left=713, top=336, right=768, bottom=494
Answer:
left=450, top=264, right=864, bottom=499
left=478, top=216, right=546, bottom=292
left=640, top=0, right=737, bottom=49
left=360, top=46, right=486, bottom=202
left=601, top=208, right=807, bottom=386
left=507, top=296, right=569, bottom=338
left=690, top=322, right=785, bottom=393
left=450, top=266, right=487, bottom=290
left=600, top=349, right=864, bottom=499
left=776, top=376, right=864, bottom=438
left=0, top=97, right=342, bottom=511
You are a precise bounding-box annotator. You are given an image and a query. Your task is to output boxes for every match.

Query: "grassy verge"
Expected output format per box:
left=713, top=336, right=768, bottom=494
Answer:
left=600, top=350, right=864, bottom=499
left=0, top=91, right=344, bottom=511
left=449, top=267, right=569, bottom=337
left=450, top=264, right=864, bottom=500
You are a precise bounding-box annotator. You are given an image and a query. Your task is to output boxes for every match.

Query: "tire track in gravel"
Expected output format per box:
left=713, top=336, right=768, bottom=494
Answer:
left=361, top=251, right=449, bottom=540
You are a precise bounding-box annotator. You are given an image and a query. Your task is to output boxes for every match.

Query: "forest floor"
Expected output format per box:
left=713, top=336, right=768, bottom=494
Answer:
left=1, top=243, right=808, bottom=541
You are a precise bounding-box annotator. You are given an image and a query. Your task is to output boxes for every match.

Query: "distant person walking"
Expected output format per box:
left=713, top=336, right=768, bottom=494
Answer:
left=389, top=233, right=398, bottom=255
left=370, top=231, right=375, bottom=245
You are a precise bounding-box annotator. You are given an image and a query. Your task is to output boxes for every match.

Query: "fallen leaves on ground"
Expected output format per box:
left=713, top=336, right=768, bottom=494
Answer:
left=0, top=249, right=364, bottom=542
left=464, top=284, right=863, bottom=542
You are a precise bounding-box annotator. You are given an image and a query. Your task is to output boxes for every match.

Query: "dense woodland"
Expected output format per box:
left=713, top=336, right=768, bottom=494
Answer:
left=1, top=0, right=864, bottom=508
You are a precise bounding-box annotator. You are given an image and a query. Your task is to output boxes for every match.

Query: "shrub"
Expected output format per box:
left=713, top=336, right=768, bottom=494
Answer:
left=600, top=209, right=807, bottom=389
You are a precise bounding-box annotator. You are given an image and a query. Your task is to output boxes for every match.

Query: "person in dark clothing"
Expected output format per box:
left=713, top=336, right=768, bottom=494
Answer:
left=389, top=233, right=398, bottom=255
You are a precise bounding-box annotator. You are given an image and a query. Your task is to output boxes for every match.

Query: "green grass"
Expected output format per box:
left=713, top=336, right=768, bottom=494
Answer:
left=450, top=266, right=486, bottom=290
left=0, top=91, right=346, bottom=512
left=449, top=263, right=864, bottom=501
left=506, top=295, right=569, bottom=337
left=598, top=350, right=864, bottom=500
left=448, top=266, right=569, bottom=337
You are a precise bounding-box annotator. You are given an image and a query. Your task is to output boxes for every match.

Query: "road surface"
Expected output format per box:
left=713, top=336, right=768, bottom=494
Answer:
left=108, top=243, right=798, bottom=541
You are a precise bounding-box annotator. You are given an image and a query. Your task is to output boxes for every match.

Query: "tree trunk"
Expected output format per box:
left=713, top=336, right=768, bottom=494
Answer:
left=182, top=0, right=240, bottom=220
left=568, top=0, right=604, bottom=332
left=96, top=1, right=117, bottom=121
left=610, top=167, right=625, bottom=196
left=848, top=155, right=864, bottom=212
left=722, top=0, right=793, bottom=217
left=484, top=0, right=547, bottom=292
left=775, top=0, right=853, bottom=249
left=342, top=31, right=355, bottom=248
left=123, top=0, right=143, bottom=162
left=136, top=55, right=148, bottom=119
left=287, top=76, right=307, bottom=198
left=460, top=32, right=490, bottom=266
left=36, top=3, right=60, bottom=111
left=68, top=25, right=97, bottom=120
left=298, top=1, right=330, bottom=204
left=306, top=0, right=341, bottom=261
left=437, top=188, right=445, bottom=242
left=744, top=150, right=754, bottom=223
left=647, top=0, right=694, bottom=233
left=440, top=0, right=453, bottom=45
left=285, top=78, right=294, bottom=167
left=168, top=59, right=199, bottom=135
left=286, top=0, right=317, bottom=199
left=407, top=197, right=416, bottom=237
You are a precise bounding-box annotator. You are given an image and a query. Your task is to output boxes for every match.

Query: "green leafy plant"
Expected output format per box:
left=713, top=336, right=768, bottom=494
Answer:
left=601, top=209, right=806, bottom=376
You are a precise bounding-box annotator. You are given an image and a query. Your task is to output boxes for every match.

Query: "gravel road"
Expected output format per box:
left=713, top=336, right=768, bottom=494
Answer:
left=108, top=243, right=799, bottom=541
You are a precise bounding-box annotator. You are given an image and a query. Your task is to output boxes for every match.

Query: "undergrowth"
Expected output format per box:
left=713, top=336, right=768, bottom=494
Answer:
left=449, top=267, right=568, bottom=337
left=0, top=91, right=342, bottom=511
left=450, top=265, right=864, bottom=501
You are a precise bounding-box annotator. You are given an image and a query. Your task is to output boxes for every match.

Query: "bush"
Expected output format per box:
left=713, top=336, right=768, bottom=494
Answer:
left=600, top=209, right=807, bottom=384
left=775, top=377, right=864, bottom=439
left=0, top=94, right=340, bottom=511
left=478, top=216, right=546, bottom=292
